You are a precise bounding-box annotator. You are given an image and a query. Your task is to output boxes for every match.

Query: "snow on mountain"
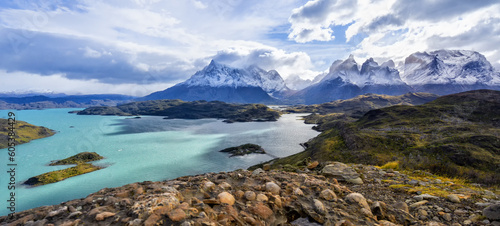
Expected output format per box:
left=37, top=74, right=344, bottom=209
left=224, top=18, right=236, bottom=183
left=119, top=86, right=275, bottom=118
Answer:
left=284, top=75, right=313, bottom=90
left=403, top=50, right=500, bottom=85
left=181, top=60, right=289, bottom=94
left=321, top=55, right=406, bottom=88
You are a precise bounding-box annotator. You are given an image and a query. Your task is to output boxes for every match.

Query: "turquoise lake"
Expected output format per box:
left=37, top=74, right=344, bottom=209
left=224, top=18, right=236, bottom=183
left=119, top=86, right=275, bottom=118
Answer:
left=0, top=108, right=319, bottom=216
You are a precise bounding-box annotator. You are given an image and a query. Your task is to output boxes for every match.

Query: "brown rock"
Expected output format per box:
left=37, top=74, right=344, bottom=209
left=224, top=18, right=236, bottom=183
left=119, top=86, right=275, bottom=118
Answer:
left=409, top=200, right=428, bottom=208
left=307, top=161, right=319, bottom=169
left=250, top=203, right=273, bottom=219
left=115, top=191, right=130, bottom=198
left=234, top=190, right=245, bottom=199
left=219, top=182, right=232, bottom=190
left=144, top=213, right=162, bottom=226
left=245, top=191, right=256, bottom=201
left=134, top=186, right=144, bottom=196
left=263, top=164, right=271, bottom=171
left=256, top=193, right=268, bottom=202
left=265, top=182, right=280, bottom=195
left=392, top=201, right=409, bottom=213
left=293, top=187, right=304, bottom=196
left=313, top=199, right=325, bottom=214
left=217, top=192, right=235, bottom=205
left=345, top=193, right=370, bottom=210
left=95, top=211, right=116, bottom=221
left=168, top=208, right=187, bottom=222
left=320, top=189, right=337, bottom=201
left=446, top=194, right=460, bottom=203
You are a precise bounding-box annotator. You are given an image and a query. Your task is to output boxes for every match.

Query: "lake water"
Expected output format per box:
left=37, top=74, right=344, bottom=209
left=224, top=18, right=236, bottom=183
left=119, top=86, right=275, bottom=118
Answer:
left=0, top=108, right=319, bottom=216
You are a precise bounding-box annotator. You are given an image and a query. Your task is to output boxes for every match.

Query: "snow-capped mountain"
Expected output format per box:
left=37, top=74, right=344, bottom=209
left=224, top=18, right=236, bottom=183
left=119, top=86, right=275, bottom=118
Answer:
left=142, top=50, right=500, bottom=105
left=402, top=50, right=500, bottom=95
left=142, top=60, right=289, bottom=103
left=291, top=55, right=412, bottom=104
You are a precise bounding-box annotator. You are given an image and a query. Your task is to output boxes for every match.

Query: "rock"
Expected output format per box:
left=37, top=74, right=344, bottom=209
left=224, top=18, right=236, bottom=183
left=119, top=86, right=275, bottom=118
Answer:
left=414, top=194, right=439, bottom=201
left=47, top=206, right=68, bottom=217
left=203, top=181, right=216, bottom=191
left=218, top=182, right=231, bottom=190
left=250, top=203, right=273, bottom=219
left=321, top=162, right=360, bottom=181
left=313, top=199, right=325, bottom=214
left=392, top=201, right=409, bottom=213
left=372, top=201, right=386, bottom=220
left=265, top=182, right=280, bottom=195
left=217, top=192, right=235, bottom=205
left=245, top=191, right=256, bottom=201
left=252, top=168, right=264, bottom=176
left=256, top=193, right=268, bottom=202
left=293, top=187, right=304, bottom=196
left=307, top=161, right=319, bottom=169
left=320, top=189, right=337, bottom=201
left=443, top=213, right=452, bottom=221
left=446, top=194, right=460, bottom=203
left=263, top=164, right=271, bottom=171
left=484, top=203, right=500, bottom=220
left=345, top=193, right=370, bottom=210
left=95, top=211, right=115, bottom=221
left=143, top=214, right=161, bottom=226
left=168, top=208, right=187, bottom=222
left=346, top=177, right=363, bottom=184
left=410, top=200, right=428, bottom=208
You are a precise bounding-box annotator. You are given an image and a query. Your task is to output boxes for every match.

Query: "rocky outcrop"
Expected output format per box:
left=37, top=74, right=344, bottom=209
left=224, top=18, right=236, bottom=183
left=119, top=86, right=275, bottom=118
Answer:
left=1, top=164, right=499, bottom=225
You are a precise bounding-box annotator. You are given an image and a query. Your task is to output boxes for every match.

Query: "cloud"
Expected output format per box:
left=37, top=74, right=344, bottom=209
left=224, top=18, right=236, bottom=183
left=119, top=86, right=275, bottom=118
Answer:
left=289, top=0, right=500, bottom=69
left=212, top=44, right=320, bottom=80
left=0, top=70, right=175, bottom=96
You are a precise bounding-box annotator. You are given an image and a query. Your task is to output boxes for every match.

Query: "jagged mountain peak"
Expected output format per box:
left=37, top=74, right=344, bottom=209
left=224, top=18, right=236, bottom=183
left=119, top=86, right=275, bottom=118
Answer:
left=403, top=49, right=499, bottom=86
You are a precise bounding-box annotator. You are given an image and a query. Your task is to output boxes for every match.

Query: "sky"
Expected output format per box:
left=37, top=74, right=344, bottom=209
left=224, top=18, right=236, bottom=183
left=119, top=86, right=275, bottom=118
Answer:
left=0, top=0, right=499, bottom=96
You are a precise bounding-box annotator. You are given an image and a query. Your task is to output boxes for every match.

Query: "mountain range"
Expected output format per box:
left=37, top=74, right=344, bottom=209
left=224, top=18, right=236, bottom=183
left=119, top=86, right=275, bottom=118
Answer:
left=1, top=49, right=499, bottom=109
left=144, top=49, right=500, bottom=105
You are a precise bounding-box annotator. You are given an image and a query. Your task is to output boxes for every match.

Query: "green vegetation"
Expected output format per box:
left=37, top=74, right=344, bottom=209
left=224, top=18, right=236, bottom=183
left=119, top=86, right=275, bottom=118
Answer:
left=266, top=90, right=500, bottom=185
left=23, top=152, right=105, bottom=186
left=23, top=163, right=103, bottom=186
left=49, top=152, right=103, bottom=165
left=286, top=92, right=438, bottom=131
left=0, top=119, right=54, bottom=149
left=75, top=99, right=281, bottom=122
left=220, top=143, right=266, bottom=157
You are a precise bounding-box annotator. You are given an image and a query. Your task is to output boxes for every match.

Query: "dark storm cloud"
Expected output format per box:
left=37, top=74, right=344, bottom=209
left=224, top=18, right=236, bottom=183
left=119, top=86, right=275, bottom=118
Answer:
left=0, top=28, right=192, bottom=84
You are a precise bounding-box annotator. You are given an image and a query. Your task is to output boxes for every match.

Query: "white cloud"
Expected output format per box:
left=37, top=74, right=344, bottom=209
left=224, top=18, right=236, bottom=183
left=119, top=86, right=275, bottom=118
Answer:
left=289, top=0, right=500, bottom=69
left=0, top=70, right=174, bottom=97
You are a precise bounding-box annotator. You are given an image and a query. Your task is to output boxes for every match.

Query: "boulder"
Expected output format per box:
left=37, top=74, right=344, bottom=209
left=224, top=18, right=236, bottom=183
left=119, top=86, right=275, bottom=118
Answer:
left=321, top=162, right=361, bottom=182
left=484, top=203, right=500, bottom=220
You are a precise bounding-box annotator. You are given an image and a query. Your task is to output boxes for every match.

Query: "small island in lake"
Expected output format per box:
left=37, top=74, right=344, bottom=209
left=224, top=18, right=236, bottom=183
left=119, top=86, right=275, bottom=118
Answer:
left=23, top=152, right=105, bottom=187
left=219, top=143, right=266, bottom=157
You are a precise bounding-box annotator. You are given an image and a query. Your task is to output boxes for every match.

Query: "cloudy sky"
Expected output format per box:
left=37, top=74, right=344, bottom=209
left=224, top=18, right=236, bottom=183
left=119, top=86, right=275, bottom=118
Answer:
left=0, top=0, right=499, bottom=96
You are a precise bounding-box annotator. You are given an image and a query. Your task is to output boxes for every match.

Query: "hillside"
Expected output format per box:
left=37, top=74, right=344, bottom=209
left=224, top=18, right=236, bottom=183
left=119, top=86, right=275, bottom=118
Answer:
left=75, top=99, right=280, bottom=123
left=266, top=90, right=500, bottom=185
left=287, top=92, right=438, bottom=115
left=0, top=119, right=54, bottom=149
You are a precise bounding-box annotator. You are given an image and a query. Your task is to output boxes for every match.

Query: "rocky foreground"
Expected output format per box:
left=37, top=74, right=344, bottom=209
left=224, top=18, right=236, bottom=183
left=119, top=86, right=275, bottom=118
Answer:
left=1, top=162, right=499, bottom=226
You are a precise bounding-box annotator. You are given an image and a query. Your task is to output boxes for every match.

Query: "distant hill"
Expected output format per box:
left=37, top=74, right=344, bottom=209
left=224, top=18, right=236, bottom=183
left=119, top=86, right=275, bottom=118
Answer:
left=0, top=119, right=54, bottom=149
left=75, top=99, right=280, bottom=123
left=0, top=94, right=135, bottom=110
left=268, top=90, right=500, bottom=185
